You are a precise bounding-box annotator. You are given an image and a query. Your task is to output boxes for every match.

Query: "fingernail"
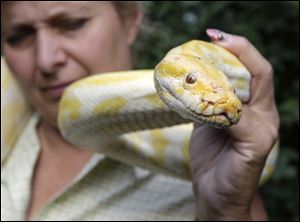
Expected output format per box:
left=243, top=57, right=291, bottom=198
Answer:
left=206, top=28, right=225, bottom=41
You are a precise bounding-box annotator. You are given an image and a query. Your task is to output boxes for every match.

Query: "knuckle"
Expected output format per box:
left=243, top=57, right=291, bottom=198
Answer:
left=264, top=62, right=274, bottom=76
left=237, top=36, right=251, bottom=50
left=260, top=61, right=274, bottom=80
left=271, top=111, right=280, bottom=135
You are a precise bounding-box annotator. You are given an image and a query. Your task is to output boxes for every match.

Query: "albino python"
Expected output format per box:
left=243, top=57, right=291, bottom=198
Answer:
left=1, top=40, right=278, bottom=184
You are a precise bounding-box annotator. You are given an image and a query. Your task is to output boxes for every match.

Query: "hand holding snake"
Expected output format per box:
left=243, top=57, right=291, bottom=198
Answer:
left=190, top=30, right=279, bottom=220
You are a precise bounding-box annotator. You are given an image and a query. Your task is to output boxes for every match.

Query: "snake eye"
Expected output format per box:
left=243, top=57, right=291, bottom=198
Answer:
left=186, top=73, right=197, bottom=84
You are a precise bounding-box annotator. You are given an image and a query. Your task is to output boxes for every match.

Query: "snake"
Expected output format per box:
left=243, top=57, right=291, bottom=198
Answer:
left=1, top=40, right=278, bottom=184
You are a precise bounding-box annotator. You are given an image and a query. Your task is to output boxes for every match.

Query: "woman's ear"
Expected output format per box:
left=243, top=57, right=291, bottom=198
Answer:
left=123, top=6, right=144, bottom=46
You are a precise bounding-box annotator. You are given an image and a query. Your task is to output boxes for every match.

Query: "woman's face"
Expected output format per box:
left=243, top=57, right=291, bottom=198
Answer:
left=2, top=1, right=142, bottom=127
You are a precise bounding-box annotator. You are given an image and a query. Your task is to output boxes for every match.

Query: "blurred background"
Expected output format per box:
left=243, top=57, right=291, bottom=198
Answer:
left=133, top=1, right=299, bottom=221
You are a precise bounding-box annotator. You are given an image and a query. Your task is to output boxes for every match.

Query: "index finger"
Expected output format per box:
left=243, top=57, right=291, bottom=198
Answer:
left=206, top=29, right=276, bottom=109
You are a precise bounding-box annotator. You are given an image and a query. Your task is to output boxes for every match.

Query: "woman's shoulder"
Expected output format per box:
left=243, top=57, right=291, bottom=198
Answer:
left=1, top=112, right=41, bottom=172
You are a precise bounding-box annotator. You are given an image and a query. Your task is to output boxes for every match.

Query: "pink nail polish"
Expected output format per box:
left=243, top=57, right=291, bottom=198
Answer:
left=206, top=28, right=224, bottom=41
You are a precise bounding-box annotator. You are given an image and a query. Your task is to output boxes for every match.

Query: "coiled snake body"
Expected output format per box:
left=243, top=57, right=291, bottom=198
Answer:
left=1, top=40, right=278, bottom=183
left=57, top=40, right=277, bottom=182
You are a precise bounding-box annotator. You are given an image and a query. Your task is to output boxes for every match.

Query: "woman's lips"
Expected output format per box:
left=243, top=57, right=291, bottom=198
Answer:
left=41, top=82, right=73, bottom=99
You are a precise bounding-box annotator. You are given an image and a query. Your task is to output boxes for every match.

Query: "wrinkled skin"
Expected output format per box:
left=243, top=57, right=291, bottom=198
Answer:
left=190, top=30, right=279, bottom=220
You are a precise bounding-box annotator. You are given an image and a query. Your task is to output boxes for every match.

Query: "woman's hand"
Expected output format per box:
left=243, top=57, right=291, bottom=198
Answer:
left=190, top=29, right=280, bottom=220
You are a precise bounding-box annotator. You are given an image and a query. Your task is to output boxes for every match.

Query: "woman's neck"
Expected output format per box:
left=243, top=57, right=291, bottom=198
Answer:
left=26, top=118, right=94, bottom=220
left=38, top=119, right=75, bottom=151
left=37, top=118, right=94, bottom=159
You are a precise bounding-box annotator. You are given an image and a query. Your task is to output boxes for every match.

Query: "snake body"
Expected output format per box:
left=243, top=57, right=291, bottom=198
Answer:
left=58, top=41, right=251, bottom=146
left=1, top=40, right=278, bottom=183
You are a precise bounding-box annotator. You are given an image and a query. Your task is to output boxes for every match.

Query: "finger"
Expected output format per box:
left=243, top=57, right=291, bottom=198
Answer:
left=206, top=29, right=276, bottom=110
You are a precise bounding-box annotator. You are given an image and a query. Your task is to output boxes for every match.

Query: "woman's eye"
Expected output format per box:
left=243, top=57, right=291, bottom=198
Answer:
left=6, top=35, right=23, bottom=46
left=60, top=18, right=88, bottom=31
left=6, top=28, right=35, bottom=46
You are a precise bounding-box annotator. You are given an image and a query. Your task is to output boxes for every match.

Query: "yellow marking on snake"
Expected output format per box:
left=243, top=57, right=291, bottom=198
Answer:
left=93, top=96, right=127, bottom=115
left=145, top=94, right=166, bottom=109
left=58, top=94, right=82, bottom=130
left=235, top=77, right=248, bottom=89
left=175, top=87, right=185, bottom=96
left=182, top=135, right=191, bottom=177
left=222, top=57, right=245, bottom=67
left=1, top=73, right=12, bottom=93
left=71, top=71, right=148, bottom=88
left=151, top=130, right=169, bottom=166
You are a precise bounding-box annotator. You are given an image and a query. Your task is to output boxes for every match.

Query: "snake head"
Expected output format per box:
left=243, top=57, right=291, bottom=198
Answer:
left=154, top=52, right=243, bottom=128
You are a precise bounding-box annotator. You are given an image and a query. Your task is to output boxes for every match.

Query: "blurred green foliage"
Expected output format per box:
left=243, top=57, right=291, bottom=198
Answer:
left=133, top=1, right=299, bottom=220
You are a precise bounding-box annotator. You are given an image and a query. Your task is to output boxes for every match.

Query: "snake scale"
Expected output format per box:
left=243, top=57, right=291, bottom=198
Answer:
left=1, top=40, right=278, bottom=183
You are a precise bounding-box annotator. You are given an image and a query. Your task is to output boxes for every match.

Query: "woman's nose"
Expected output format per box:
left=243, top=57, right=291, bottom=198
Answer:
left=35, top=30, right=67, bottom=75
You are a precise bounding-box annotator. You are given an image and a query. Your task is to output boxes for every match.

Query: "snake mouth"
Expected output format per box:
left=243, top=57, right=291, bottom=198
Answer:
left=154, top=76, right=241, bottom=128
left=185, top=106, right=237, bottom=128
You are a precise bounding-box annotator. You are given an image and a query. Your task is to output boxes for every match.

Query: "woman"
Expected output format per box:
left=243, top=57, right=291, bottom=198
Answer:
left=1, top=2, right=279, bottom=220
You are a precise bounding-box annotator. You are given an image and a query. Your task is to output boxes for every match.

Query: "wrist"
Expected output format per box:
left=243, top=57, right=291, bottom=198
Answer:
left=204, top=204, right=252, bottom=221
